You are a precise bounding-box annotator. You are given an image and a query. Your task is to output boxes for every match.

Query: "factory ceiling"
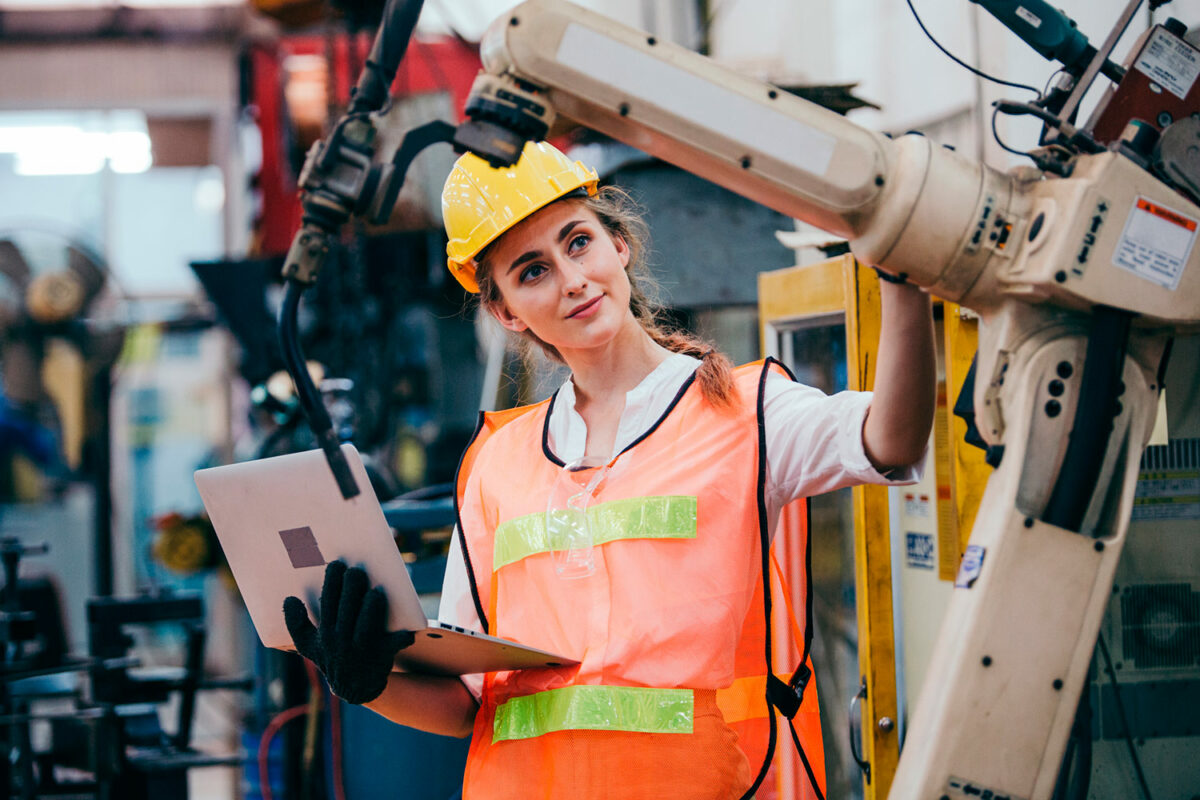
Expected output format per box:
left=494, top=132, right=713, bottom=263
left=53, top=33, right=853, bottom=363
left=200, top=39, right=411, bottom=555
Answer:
left=0, top=1, right=266, bottom=41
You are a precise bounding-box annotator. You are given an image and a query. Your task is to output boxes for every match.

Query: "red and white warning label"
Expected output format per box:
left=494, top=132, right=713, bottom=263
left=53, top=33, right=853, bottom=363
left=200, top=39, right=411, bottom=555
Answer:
left=1134, top=27, right=1200, bottom=100
left=1113, top=197, right=1198, bottom=291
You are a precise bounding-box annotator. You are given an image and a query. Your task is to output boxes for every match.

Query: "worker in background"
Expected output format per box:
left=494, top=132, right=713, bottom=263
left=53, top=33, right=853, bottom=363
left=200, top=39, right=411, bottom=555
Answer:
left=284, top=140, right=936, bottom=799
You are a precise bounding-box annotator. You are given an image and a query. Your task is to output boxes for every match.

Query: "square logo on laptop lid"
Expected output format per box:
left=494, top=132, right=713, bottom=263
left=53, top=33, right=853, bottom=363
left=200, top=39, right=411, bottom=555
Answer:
left=279, top=526, right=326, bottom=569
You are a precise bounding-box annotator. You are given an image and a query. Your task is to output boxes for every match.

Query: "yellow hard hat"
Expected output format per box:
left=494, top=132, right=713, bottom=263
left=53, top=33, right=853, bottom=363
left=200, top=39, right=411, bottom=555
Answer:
left=442, top=141, right=598, bottom=293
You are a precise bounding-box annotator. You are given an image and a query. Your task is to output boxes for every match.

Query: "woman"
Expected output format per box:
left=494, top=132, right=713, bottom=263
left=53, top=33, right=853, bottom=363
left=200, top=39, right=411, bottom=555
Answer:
left=285, top=141, right=936, bottom=799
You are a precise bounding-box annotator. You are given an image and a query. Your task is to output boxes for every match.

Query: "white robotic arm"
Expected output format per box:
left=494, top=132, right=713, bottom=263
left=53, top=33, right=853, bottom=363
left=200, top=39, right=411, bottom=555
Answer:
left=457, top=2, right=1199, bottom=798
left=472, top=0, right=1200, bottom=329
left=475, top=0, right=1005, bottom=306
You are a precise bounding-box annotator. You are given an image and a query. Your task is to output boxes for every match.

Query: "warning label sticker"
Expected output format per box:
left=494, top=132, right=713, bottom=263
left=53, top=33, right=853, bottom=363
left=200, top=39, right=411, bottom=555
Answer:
left=1133, top=439, right=1200, bottom=521
left=1132, top=472, right=1200, bottom=520
left=1113, top=197, right=1198, bottom=290
left=1015, top=6, right=1042, bottom=29
left=905, top=532, right=935, bottom=570
left=1134, top=27, right=1200, bottom=100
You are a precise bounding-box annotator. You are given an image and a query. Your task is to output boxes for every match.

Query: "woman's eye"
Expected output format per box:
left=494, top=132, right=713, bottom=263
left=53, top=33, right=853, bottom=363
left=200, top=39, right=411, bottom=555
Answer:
left=567, top=233, right=591, bottom=253
left=519, top=264, right=547, bottom=283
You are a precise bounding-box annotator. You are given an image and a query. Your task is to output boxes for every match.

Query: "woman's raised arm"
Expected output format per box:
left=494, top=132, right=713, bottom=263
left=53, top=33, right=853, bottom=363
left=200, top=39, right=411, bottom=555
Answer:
left=862, top=279, right=937, bottom=472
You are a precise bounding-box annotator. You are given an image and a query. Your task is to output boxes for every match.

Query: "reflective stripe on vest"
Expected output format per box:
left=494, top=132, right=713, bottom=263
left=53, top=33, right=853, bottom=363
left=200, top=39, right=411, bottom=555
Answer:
left=493, top=685, right=694, bottom=742
left=493, top=495, right=698, bottom=570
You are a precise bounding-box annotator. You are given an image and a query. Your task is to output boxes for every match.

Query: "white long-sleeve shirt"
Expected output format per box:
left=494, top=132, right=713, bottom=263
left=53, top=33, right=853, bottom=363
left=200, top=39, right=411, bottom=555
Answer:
left=439, top=353, right=925, bottom=697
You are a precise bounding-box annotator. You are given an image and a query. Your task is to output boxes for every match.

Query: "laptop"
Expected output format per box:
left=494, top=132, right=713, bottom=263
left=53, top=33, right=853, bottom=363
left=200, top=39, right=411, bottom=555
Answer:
left=194, top=444, right=576, bottom=676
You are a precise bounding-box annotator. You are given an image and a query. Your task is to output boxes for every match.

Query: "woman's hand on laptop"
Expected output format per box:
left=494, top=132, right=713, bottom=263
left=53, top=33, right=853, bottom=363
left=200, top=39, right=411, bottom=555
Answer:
left=283, top=560, right=415, bottom=704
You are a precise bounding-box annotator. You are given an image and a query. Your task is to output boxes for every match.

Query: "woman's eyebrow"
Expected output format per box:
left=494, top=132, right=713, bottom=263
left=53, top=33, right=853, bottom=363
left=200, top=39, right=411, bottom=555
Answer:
left=507, top=220, right=587, bottom=274
left=507, top=250, right=542, bottom=274
left=556, top=219, right=584, bottom=242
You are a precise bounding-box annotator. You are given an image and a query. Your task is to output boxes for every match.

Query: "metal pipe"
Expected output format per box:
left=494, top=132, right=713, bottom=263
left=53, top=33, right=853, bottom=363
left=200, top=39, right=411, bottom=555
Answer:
left=349, top=0, right=427, bottom=114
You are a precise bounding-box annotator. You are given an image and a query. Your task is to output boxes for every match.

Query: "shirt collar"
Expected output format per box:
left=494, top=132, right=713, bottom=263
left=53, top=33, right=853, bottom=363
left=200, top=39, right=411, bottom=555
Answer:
left=549, top=353, right=701, bottom=463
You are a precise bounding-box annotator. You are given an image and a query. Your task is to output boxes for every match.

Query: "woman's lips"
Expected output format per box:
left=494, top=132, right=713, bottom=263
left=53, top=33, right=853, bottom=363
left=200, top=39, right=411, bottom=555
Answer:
left=566, top=295, right=603, bottom=319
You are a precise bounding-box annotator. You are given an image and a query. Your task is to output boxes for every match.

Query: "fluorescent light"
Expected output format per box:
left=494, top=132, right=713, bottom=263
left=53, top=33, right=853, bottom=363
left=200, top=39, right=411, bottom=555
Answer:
left=2, top=123, right=152, bottom=176
left=107, top=131, right=152, bottom=173
left=192, top=172, right=224, bottom=212
left=0, top=0, right=241, bottom=8
left=12, top=126, right=104, bottom=175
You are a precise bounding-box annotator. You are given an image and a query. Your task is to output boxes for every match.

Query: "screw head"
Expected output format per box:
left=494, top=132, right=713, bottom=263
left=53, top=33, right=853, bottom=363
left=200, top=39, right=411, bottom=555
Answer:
left=1045, top=399, right=1062, bottom=417
left=1053, top=679, right=1064, bottom=690
left=982, top=655, right=993, bottom=667
left=1057, top=361, right=1074, bottom=379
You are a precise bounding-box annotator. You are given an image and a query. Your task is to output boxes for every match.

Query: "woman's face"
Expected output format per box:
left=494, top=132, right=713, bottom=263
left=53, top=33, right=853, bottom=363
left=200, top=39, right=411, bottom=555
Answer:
left=485, top=198, right=634, bottom=356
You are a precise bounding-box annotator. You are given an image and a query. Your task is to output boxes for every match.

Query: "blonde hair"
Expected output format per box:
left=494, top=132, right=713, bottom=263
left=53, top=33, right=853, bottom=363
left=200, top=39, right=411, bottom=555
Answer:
left=475, top=186, right=736, bottom=409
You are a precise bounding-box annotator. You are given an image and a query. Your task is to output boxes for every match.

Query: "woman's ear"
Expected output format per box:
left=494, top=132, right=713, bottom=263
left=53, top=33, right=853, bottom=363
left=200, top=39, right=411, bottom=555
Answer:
left=489, top=301, right=529, bottom=333
left=613, top=233, right=630, bottom=268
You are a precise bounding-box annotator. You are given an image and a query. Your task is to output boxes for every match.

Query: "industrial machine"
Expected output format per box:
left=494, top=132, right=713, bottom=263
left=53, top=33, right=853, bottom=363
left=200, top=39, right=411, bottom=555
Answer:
left=276, top=0, right=1198, bottom=797
left=0, top=231, right=119, bottom=493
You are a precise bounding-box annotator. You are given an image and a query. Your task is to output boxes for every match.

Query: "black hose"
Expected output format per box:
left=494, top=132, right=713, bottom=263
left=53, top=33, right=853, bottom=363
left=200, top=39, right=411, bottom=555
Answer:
left=349, top=0, right=427, bottom=115
left=1098, top=635, right=1155, bottom=800
left=1067, top=686, right=1093, bottom=800
left=278, top=280, right=360, bottom=499
left=1043, top=307, right=1133, bottom=531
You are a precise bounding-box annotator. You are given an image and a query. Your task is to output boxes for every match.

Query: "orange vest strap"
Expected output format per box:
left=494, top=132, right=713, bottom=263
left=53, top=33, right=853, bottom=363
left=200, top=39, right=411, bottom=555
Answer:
left=771, top=549, right=807, bottom=654
left=454, top=398, right=553, bottom=634
left=455, top=400, right=552, bottom=500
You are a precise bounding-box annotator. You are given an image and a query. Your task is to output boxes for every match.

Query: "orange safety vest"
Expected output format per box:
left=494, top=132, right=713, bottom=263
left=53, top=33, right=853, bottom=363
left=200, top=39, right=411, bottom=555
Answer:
left=454, top=359, right=825, bottom=800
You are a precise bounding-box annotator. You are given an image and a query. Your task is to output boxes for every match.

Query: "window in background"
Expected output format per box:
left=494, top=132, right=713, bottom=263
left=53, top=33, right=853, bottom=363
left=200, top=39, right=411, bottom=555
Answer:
left=0, top=109, right=224, bottom=301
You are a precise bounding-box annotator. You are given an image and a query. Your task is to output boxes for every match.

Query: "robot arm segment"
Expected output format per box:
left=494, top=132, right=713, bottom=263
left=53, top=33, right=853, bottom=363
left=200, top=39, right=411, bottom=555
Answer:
left=482, top=1, right=886, bottom=233
left=469, top=0, right=1200, bottom=329
left=471, top=0, right=1023, bottom=309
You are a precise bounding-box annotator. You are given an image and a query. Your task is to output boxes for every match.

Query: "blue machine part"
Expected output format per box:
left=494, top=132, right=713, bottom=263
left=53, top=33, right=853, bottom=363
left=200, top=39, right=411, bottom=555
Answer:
left=971, top=0, right=1091, bottom=68
left=337, top=700, right=470, bottom=799
left=0, top=395, right=61, bottom=470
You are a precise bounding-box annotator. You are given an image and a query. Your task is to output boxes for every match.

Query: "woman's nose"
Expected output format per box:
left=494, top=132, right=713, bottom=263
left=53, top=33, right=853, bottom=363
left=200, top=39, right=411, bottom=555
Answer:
left=559, top=258, right=588, bottom=294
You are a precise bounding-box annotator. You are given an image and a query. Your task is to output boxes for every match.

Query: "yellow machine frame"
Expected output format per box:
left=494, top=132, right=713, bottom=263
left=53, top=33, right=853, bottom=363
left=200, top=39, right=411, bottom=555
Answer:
left=759, top=255, right=989, bottom=798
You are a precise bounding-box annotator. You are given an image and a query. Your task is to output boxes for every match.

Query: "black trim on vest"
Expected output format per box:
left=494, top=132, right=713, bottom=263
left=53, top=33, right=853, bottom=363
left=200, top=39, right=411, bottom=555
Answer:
left=538, top=369, right=699, bottom=466
left=803, top=500, right=815, bottom=668
left=453, top=410, right=492, bottom=634
left=739, top=359, right=779, bottom=800
left=618, top=370, right=697, bottom=456
left=541, top=390, right=564, bottom=466
left=761, top=355, right=825, bottom=800
left=773, top=356, right=799, bottom=383
left=769, top=353, right=815, bottom=672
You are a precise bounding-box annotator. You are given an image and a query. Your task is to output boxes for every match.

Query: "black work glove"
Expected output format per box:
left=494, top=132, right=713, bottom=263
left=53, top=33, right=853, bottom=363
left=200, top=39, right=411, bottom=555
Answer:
left=283, top=560, right=415, bottom=705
